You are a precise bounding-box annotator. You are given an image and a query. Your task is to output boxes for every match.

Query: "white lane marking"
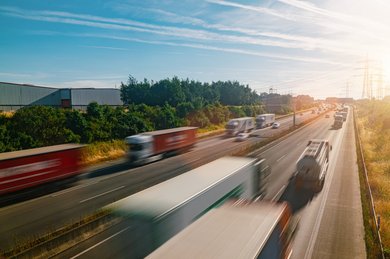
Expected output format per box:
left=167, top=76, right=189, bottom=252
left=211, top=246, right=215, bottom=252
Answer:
left=276, top=154, right=287, bottom=162
left=70, top=226, right=131, bottom=259
left=260, top=165, right=269, bottom=172
left=272, top=185, right=286, bottom=201
left=51, top=180, right=100, bottom=197
left=79, top=186, right=125, bottom=203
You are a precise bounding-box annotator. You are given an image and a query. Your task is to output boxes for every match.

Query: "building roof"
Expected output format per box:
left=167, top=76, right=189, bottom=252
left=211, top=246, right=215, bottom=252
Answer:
left=106, top=156, right=255, bottom=219
left=0, top=81, right=57, bottom=90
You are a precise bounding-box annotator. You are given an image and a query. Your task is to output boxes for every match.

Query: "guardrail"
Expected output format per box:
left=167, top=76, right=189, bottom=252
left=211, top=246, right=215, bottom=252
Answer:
left=353, top=108, right=385, bottom=259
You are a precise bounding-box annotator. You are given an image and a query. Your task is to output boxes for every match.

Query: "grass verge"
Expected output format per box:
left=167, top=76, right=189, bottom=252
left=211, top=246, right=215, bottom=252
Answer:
left=354, top=102, right=389, bottom=258
left=354, top=116, right=383, bottom=258
left=81, top=140, right=127, bottom=166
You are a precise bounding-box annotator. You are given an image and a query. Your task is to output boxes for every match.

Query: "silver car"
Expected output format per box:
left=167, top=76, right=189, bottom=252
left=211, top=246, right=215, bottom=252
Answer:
left=271, top=122, right=280, bottom=129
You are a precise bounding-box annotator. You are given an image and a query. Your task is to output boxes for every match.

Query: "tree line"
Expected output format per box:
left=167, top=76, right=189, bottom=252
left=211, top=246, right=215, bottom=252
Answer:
left=0, top=102, right=265, bottom=152
left=120, top=75, right=262, bottom=107
left=0, top=76, right=301, bottom=152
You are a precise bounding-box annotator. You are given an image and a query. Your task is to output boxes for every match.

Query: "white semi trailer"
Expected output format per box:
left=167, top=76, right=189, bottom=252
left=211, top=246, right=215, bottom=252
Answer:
left=147, top=200, right=293, bottom=259
left=105, top=156, right=270, bottom=258
left=225, top=117, right=254, bottom=137
left=295, top=139, right=331, bottom=192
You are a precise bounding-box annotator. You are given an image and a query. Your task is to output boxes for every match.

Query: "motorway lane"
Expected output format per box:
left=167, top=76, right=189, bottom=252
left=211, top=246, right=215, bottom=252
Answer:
left=289, top=110, right=366, bottom=259
left=259, top=115, right=332, bottom=201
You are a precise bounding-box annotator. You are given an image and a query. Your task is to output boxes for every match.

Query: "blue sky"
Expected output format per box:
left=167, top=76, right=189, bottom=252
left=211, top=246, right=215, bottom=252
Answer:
left=1, top=0, right=390, bottom=99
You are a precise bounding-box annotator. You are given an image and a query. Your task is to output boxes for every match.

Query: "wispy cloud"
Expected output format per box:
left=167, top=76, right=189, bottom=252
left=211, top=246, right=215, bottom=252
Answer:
left=0, top=5, right=360, bottom=56
left=70, top=32, right=346, bottom=66
left=206, top=0, right=295, bottom=20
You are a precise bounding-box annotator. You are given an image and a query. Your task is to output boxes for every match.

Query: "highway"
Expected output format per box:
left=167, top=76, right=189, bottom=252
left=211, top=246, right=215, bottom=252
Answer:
left=288, top=109, right=366, bottom=258
left=0, top=111, right=315, bottom=250
left=54, top=109, right=366, bottom=258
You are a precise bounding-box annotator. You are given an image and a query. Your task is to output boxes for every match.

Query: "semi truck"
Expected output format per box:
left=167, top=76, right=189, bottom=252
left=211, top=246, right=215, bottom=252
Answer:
left=125, top=127, right=197, bottom=165
left=147, top=200, right=293, bottom=259
left=333, top=115, right=343, bottom=129
left=256, top=113, right=276, bottom=129
left=295, top=139, right=331, bottom=193
left=225, top=117, right=254, bottom=137
left=340, top=111, right=348, bottom=121
left=0, top=144, right=84, bottom=195
left=105, top=156, right=270, bottom=258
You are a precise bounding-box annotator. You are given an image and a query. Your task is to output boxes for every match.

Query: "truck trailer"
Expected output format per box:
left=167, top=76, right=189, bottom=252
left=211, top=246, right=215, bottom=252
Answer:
left=0, top=144, right=84, bottom=195
left=333, top=115, right=343, bottom=129
left=295, top=139, right=331, bottom=193
left=125, top=127, right=197, bottom=165
left=225, top=117, right=254, bottom=137
left=105, top=156, right=270, bottom=258
left=147, top=200, right=293, bottom=259
left=256, top=113, right=276, bottom=129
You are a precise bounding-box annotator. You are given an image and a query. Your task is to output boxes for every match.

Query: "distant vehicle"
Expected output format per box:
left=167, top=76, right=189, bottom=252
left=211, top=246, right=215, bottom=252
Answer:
left=271, top=122, right=280, bottom=129
left=226, top=117, right=254, bottom=137
left=325, top=114, right=330, bottom=118
left=333, top=115, right=343, bottom=128
left=340, top=111, right=348, bottom=121
left=311, top=110, right=316, bottom=114
left=0, top=144, right=84, bottom=195
left=342, top=106, right=349, bottom=112
left=147, top=200, right=293, bottom=259
left=295, top=139, right=331, bottom=192
left=256, top=113, right=275, bottom=129
left=106, top=156, right=270, bottom=258
left=235, top=132, right=249, bottom=141
left=125, top=127, right=197, bottom=165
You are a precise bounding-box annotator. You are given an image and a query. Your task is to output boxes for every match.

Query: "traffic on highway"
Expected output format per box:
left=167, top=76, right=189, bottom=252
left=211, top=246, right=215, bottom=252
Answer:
left=0, top=105, right=366, bottom=259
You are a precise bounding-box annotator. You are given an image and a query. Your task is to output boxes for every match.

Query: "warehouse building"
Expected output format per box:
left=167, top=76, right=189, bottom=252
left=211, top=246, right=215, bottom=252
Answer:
left=0, top=82, right=123, bottom=111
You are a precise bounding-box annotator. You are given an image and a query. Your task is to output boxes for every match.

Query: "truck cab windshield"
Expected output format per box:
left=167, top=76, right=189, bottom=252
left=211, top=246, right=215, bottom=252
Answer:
left=130, top=143, right=143, bottom=151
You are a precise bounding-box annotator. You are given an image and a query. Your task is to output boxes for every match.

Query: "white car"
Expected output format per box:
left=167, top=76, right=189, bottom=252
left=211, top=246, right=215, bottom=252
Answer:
left=235, top=133, right=249, bottom=141
left=271, top=122, right=280, bottom=129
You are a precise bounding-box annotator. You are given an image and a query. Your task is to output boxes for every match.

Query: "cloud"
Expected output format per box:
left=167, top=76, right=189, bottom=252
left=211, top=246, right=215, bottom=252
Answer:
left=0, top=5, right=355, bottom=54
left=72, top=32, right=346, bottom=65
left=206, top=0, right=295, bottom=20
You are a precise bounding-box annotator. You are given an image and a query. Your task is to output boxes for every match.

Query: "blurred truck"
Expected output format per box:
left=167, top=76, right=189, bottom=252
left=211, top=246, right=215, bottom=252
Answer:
left=340, top=111, right=348, bottom=121
left=125, top=127, right=197, bottom=165
left=147, top=200, right=293, bottom=259
left=225, top=117, right=254, bottom=137
left=295, top=139, right=331, bottom=193
left=256, top=113, right=276, bottom=129
left=106, top=156, right=270, bottom=258
left=333, top=115, right=343, bottom=129
left=0, top=144, right=84, bottom=195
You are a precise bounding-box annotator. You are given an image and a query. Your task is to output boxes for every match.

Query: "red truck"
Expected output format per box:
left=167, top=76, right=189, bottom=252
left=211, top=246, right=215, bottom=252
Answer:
left=125, top=127, right=197, bottom=165
left=0, top=144, right=84, bottom=195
